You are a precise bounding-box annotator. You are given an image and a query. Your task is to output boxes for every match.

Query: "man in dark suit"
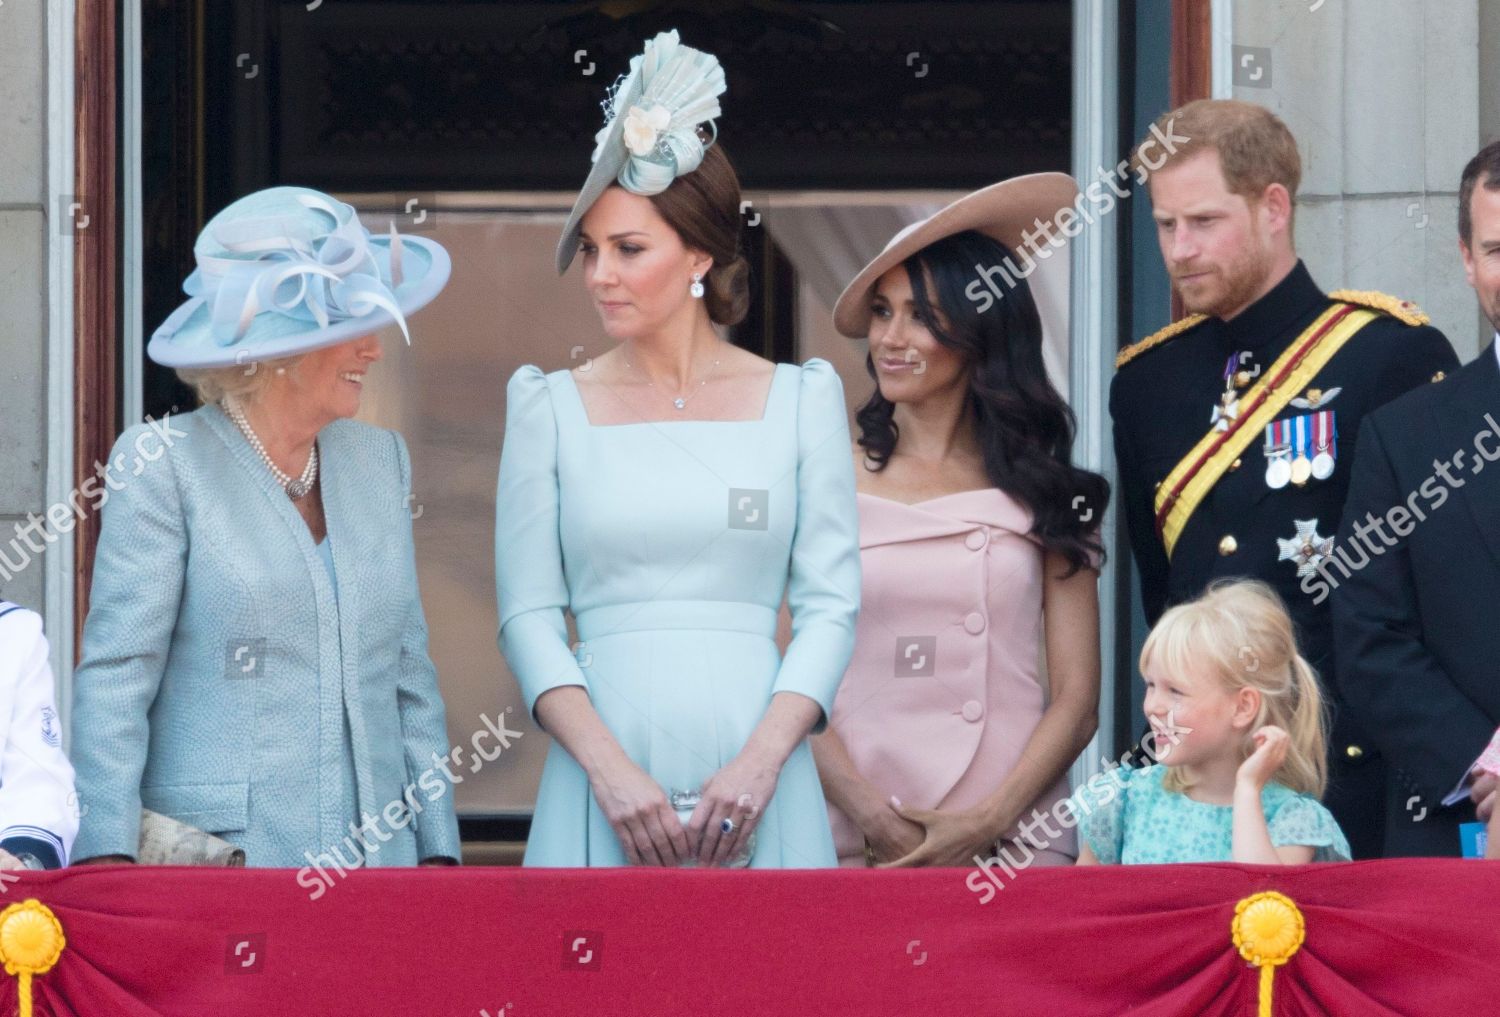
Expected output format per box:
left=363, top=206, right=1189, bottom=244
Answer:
left=1330, top=140, right=1500, bottom=857
left=1111, top=100, right=1458, bottom=859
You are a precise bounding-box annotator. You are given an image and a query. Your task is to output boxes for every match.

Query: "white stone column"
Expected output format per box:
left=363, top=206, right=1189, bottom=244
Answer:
left=1069, top=0, right=1120, bottom=781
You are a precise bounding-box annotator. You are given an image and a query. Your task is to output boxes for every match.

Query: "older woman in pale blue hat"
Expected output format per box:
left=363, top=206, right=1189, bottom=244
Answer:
left=71, top=187, right=461, bottom=871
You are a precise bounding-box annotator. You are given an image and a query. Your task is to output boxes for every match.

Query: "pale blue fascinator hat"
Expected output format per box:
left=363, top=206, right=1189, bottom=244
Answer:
left=555, top=29, right=728, bottom=274
left=147, top=186, right=451, bottom=369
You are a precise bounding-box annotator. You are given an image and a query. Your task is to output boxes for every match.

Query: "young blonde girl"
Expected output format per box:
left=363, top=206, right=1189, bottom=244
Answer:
left=1073, top=580, right=1350, bottom=864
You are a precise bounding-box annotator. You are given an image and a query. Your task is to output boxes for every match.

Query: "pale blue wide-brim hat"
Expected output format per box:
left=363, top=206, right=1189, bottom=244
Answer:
left=555, top=29, right=727, bottom=274
left=148, top=186, right=451, bottom=369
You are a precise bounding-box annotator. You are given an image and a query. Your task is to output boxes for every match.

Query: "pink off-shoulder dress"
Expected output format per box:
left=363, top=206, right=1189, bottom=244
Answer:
left=827, top=488, right=1083, bottom=867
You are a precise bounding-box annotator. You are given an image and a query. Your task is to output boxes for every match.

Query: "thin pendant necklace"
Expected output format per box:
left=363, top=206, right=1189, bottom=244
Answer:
left=223, top=397, right=318, bottom=500
left=623, top=342, right=722, bottom=411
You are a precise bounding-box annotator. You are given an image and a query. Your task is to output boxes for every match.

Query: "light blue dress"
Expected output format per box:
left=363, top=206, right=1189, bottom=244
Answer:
left=1069, top=764, right=1352, bottom=864
left=495, top=358, right=861, bottom=867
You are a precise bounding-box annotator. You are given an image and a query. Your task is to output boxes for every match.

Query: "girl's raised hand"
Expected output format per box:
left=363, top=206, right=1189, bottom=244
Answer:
left=1236, top=725, right=1290, bottom=793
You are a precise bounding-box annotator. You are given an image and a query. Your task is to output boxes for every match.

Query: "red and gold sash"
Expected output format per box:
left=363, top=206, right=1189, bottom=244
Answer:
left=1153, top=303, right=1379, bottom=559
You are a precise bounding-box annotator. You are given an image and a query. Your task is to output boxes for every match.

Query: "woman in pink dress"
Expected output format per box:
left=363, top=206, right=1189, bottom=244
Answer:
left=814, top=175, right=1108, bottom=868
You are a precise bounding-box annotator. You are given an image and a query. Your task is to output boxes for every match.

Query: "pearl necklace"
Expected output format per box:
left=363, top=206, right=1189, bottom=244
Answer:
left=623, top=343, right=722, bottom=411
left=222, top=398, right=318, bottom=500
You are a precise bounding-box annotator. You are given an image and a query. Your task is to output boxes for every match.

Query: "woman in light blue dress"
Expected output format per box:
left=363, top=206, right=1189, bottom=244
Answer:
left=496, top=31, right=860, bottom=868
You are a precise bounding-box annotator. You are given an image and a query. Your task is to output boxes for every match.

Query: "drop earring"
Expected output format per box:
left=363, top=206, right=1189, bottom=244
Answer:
left=690, top=272, right=705, bottom=299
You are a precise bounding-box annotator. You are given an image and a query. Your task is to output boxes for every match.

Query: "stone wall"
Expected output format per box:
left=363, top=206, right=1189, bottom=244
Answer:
left=1232, top=0, right=1496, bottom=361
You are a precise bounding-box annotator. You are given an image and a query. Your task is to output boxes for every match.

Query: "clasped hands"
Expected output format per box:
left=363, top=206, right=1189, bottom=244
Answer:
left=590, top=749, right=775, bottom=867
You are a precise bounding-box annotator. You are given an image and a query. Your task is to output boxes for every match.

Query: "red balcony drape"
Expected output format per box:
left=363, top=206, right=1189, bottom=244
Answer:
left=1, top=861, right=1495, bottom=1016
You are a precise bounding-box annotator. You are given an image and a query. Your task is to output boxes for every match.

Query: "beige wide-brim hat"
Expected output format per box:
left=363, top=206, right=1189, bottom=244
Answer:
left=832, top=172, right=1080, bottom=344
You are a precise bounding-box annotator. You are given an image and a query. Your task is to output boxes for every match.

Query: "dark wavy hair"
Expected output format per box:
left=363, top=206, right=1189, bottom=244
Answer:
left=855, top=230, right=1109, bottom=574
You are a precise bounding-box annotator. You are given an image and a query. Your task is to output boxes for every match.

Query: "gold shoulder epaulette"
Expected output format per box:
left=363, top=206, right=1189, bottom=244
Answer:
left=1328, top=290, right=1430, bottom=327
left=1115, top=314, right=1208, bottom=370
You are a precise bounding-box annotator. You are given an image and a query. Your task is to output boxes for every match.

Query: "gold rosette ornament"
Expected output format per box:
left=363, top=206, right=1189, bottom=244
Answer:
left=1232, top=891, right=1305, bottom=1017
left=0, top=899, right=66, bottom=1017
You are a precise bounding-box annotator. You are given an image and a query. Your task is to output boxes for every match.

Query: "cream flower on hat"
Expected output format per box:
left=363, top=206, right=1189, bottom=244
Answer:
left=622, top=104, right=673, bottom=157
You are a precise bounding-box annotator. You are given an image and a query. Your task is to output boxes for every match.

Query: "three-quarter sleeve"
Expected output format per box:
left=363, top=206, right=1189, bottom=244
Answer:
left=771, top=358, right=862, bottom=732
left=495, top=366, right=589, bottom=724
left=391, top=431, right=461, bottom=861
left=70, top=423, right=188, bottom=861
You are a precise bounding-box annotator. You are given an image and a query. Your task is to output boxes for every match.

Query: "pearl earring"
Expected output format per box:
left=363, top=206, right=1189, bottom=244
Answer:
left=689, top=272, right=705, bottom=299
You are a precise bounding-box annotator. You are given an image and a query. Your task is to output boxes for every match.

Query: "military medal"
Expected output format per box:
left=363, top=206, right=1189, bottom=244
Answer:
left=1211, top=391, right=1240, bottom=432
left=1291, top=386, right=1341, bottom=410
left=1311, top=410, right=1337, bottom=480
left=1277, top=519, right=1334, bottom=579
left=1289, top=414, right=1313, bottom=487
left=1211, top=354, right=1242, bottom=432
left=1233, top=352, right=1260, bottom=389
left=1263, top=419, right=1292, bottom=489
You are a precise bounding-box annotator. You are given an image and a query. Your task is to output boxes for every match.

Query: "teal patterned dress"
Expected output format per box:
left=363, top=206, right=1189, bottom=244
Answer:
left=1069, top=764, right=1351, bottom=864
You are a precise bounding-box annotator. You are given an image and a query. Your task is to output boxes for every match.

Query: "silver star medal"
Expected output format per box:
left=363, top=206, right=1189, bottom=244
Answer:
left=1277, top=519, right=1334, bottom=578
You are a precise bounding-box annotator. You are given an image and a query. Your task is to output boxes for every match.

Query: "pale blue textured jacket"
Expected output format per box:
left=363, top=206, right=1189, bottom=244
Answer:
left=70, top=404, right=460, bottom=867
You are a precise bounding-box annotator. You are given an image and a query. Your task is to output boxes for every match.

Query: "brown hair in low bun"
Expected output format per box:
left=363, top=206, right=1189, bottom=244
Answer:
left=646, top=143, right=750, bottom=326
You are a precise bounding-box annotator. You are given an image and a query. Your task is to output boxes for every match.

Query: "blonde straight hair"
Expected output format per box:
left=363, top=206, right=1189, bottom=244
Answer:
left=1142, top=580, right=1328, bottom=798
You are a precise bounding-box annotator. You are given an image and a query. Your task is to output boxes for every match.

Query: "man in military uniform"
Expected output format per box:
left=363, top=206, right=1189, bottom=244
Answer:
left=1331, top=141, right=1500, bottom=857
left=1110, top=99, right=1458, bottom=859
